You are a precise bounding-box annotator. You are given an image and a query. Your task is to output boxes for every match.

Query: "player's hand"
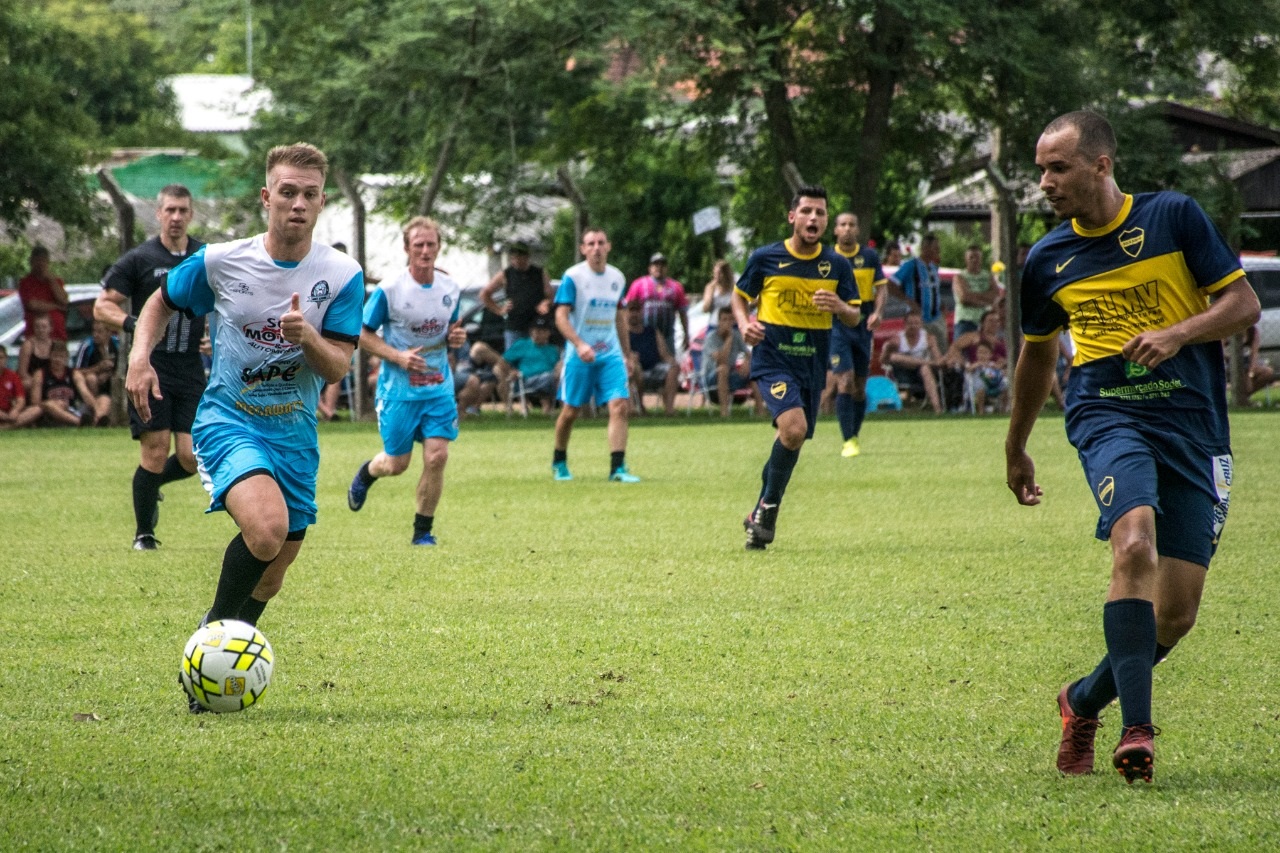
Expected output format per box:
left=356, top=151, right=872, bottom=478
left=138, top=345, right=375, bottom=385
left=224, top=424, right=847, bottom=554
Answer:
left=280, top=293, right=310, bottom=345
left=447, top=323, right=467, bottom=348
left=866, top=311, right=882, bottom=331
left=575, top=341, right=596, bottom=363
left=1121, top=328, right=1182, bottom=369
left=812, top=288, right=849, bottom=315
left=400, top=346, right=426, bottom=373
left=125, top=359, right=161, bottom=423
left=1006, top=449, right=1044, bottom=506
left=739, top=318, right=765, bottom=346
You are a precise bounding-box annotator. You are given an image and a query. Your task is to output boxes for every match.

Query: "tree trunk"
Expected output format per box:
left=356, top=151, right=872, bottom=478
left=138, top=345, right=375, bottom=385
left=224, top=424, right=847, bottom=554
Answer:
left=850, top=2, right=912, bottom=243
left=97, top=167, right=135, bottom=426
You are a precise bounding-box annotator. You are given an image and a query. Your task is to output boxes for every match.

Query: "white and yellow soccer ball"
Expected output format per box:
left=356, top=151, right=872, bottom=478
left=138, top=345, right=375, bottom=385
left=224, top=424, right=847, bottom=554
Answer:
left=180, top=619, right=274, bottom=713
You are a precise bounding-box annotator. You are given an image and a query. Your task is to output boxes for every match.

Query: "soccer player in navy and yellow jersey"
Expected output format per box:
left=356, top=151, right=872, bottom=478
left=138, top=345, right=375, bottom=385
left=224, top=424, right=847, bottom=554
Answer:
left=733, top=185, right=859, bottom=550
left=830, top=212, right=887, bottom=457
left=1004, top=111, right=1260, bottom=783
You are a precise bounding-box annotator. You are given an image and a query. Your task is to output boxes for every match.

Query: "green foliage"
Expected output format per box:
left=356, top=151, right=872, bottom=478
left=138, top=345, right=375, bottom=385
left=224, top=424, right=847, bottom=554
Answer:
left=2, top=415, right=1280, bottom=847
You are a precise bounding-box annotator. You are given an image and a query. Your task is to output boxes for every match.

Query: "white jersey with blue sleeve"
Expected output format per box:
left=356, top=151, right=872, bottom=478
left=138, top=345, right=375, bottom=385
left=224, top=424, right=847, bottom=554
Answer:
left=162, top=235, right=364, bottom=440
left=364, top=267, right=460, bottom=402
left=554, top=261, right=626, bottom=360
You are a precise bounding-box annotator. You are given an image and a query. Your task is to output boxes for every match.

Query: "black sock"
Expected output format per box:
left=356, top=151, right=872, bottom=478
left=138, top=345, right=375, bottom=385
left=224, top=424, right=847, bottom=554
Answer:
left=132, top=466, right=164, bottom=536
left=835, top=393, right=857, bottom=441
left=414, top=514, right=434, bottom=536
left=553, top=449, right=567, bottom=464
left=1102, top=598, right=1157, bottom=728
left=760, top=439, right=801, bottom=505
left=850, top=391, right=867, bottom=437
left=238, top=596, right=268, bottom=626
left=160, top=453, right=194, bottom=485
left=610, top=450, right=625, bottom=474
left=357, top=461, right=377, bottom=487
left=207, top=534, right=274, bottom=622
left=1070, top=641, right=1175, bottom=718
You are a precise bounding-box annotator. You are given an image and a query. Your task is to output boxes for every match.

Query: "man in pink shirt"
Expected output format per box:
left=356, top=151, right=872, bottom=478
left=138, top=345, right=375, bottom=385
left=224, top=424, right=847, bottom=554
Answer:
left=625, top=252, right=690, bottom=355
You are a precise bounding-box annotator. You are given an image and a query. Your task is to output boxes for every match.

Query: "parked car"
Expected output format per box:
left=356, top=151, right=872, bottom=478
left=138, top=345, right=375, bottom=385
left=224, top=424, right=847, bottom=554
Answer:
left=1242, top=255, right=1280, bottom=357
left=1, top=283, right=102, bottom=369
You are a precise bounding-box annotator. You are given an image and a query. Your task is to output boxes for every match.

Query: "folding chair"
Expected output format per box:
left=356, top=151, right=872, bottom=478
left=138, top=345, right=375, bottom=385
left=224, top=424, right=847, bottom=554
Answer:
left=864, top=375, right=903, bottom=413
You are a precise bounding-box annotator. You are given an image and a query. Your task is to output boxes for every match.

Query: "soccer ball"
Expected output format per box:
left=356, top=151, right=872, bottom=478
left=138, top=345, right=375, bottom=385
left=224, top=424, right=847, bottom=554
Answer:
left=180, top=619, right=274, bottom=713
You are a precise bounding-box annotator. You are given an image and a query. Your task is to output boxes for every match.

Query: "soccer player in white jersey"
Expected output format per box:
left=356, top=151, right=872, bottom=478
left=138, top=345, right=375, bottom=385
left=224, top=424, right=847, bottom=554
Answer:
left=127, top=143, right=363, bottom=709
left=346, top=216, right=468, bottom=545
left=551, top=227, right=639, bottom=482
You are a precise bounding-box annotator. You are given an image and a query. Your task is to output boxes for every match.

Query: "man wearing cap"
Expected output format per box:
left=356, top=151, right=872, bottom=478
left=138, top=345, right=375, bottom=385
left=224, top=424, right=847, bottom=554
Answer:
left=495, top=315, right=562, bottom=414
left=625, top=252, right=690, bottom=357
left=480, top=240, right=554, bottom=349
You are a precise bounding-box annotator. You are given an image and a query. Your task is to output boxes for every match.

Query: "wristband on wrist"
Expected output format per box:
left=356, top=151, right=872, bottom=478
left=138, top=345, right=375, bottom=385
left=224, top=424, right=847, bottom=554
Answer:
left=123, top=315, right=137, bottom=333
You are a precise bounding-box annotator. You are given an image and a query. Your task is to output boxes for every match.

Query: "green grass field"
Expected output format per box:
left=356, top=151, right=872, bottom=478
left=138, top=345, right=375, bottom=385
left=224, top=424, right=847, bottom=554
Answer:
left=2, top=410, right=1278, bottom=850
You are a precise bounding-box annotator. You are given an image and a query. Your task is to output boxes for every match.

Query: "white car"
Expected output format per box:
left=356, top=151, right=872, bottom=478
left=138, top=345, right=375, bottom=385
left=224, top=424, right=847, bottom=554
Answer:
left=1242, top=255, right=1280, bottom=357
left=0, top=283, right=103, bottom=368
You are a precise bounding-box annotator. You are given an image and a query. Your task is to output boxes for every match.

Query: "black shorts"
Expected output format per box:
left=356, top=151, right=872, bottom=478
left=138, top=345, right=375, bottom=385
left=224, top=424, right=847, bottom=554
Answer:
left=129, top=356, right=206, bottom=439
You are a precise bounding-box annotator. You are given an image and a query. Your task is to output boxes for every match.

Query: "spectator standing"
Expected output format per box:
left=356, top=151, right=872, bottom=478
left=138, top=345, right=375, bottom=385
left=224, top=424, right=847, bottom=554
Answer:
left=481, top=241, right=554, bottom=349
left=0, top=344, right=41, bottom=429
left=891, top=234, right=947, bottom=351
left=18, top=246, right=70, bottom=341
left=953, top=244, right=1002, bottom=338
left=1006, top=110, right=1259, bottom=783
left=626, top=252, right=690, bottom=356
left=552, top=227, right=639, bottom=483
left=126, top=143, right=363, bottom=676
left=73, top=320, right=119, bottom=425
left=700, top=259, right=736, bottom=335
left=733, top=185, right=858, bottom=550
left=346, top=216, right=468, bottom=546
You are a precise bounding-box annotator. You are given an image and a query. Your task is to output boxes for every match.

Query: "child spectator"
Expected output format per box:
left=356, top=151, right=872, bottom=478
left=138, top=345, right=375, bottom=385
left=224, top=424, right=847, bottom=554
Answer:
left=17, top=313, right=54, bottom=393
left=0, top=344, right=41, bottom=429
left=965, top=340, right=1010, bottom=413
left=32, top=341, right=90, bottom=427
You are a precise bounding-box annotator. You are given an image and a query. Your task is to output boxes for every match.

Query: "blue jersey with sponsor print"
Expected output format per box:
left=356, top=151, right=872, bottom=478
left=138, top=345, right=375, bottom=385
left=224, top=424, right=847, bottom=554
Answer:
left=554, top=261, right=626, bottom=362
left=163, top=236, right=364, bottom=440
left=736, top=239, right=856, bottom=390
left=364, top=267, right=461, bottom=402
left=1021, top=191, right=1245, bottom=446
left=836, top=242, right=885, bottom=333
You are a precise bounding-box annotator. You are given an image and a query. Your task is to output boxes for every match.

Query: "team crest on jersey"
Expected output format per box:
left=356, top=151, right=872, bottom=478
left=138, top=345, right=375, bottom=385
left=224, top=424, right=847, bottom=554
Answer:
left=1119, top=228, right=1145, bottom=258
left=308, top=280, right=332, bottom=306
left=818, top=261, right=832, bottom=277
left=1096, top=475, right=1115, bottom=507
left=442, top=294, right=452, bottom=308
left=242, top=318, right=295, bottom=352
left=227, top=282, right=253, bottom=295
left=770, top=381, right=787, bottom=399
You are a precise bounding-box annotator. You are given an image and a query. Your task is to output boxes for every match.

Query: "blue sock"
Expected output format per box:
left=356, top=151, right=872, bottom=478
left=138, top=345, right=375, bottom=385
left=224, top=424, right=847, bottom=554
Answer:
left=760, top=439, right=800, bottom=505
left=835, top=393, right=857, bottom=441
left=1069, top=641, right=1174, bottom=718
left=1100, top=598, right=1157, bottom=728
left=850, top=390, right=867, bottom=437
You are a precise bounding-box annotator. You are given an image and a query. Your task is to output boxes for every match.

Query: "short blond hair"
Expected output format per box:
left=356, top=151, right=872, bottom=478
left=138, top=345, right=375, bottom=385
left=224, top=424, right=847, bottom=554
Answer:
left=402, top=215, right=440, bottom=247
left=265, top=142, right=328, bottom=184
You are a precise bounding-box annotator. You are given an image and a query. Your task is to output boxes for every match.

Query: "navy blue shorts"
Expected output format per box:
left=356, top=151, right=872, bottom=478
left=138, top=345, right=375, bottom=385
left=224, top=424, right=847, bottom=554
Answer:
left=1076, top=424, right=1232, bottom=567
left=755, top=371, right=820, bottom=439
left=828, top=322, right=872, bottom=377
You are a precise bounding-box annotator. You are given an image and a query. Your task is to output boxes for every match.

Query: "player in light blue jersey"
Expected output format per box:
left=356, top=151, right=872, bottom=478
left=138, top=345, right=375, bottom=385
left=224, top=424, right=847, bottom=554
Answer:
left=551, top=227, right=639, bottom=482
left=1005, top=111, right=1259, bottom=782
left=127, top=144, right=363, bottom=711
left=346, top=216, right=468, bottom=545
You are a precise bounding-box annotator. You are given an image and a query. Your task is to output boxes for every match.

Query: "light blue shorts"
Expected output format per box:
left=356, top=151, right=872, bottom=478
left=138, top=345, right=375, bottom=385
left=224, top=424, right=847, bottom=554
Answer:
left=558, top=352, right=629, bottom=408
left=376, top=397, right=459, bottom=457
left=193, top=421, right=318, bottom=532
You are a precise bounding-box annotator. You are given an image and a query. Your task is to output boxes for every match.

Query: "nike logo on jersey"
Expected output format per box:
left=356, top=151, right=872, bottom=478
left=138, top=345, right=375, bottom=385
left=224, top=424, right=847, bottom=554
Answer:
left=1056, top=256, right=1076, bottom=273
left=778, top=262, right=795, bottom=269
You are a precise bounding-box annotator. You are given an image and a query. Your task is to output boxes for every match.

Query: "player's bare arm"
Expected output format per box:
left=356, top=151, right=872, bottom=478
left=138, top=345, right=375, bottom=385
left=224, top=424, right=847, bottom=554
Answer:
left=556, top=303, right=594, bottom=363
left=125, top=290, right=178, bottom=420
left=732, top=290, right=764, bottom=345
left=1004, top=337, right=1058, bottom=506
left=359, top=327, right=425, bottom=373
left=813, top=289, right=861, bottom=326
left=1122, top=278, right=1261, bottom=369
left=93, top=289, right=133, bottom=331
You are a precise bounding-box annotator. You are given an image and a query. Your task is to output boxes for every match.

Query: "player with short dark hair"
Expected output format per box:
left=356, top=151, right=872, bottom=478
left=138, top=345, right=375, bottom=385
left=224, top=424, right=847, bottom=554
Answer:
left=127, top=143, right=364, bottom=712
left=96, top=184, right=207, bottom=550
left=1006, top=110, right=1260, bottom=783
left=829, top=211, right=887, bottom=457
left=733, top=185, right=859, bottom=549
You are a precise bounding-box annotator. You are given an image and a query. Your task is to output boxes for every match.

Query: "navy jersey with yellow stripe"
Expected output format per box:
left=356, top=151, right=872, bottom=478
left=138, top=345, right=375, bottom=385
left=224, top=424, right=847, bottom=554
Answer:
left=736, top=239, right=856, bottom=389
left=836, top=242, right=886, bottom=331
left=1022, top=191, right=1244, bottom=445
